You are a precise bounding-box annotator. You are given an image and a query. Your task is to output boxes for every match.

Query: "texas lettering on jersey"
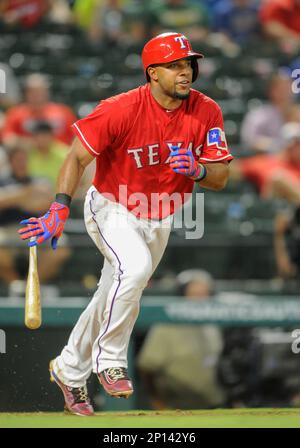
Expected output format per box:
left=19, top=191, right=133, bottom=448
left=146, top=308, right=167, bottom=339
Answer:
left=127, top=141, right=204, bottom=169
left=72, top=84, right=233, bottom=219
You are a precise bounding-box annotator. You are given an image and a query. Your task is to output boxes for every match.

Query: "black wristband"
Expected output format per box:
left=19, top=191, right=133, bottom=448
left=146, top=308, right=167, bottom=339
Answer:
left=55, top=193, right=72, bottom=207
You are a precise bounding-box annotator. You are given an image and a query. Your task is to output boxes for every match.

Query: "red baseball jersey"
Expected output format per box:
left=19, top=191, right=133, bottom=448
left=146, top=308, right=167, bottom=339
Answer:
left=72, top=84, right=233, bottom=219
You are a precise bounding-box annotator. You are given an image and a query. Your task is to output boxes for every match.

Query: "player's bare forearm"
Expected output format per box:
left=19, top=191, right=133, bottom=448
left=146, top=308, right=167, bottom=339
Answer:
left=198, top=162, right=230, bottom=191
left=56, top=137, right=95, bottom=197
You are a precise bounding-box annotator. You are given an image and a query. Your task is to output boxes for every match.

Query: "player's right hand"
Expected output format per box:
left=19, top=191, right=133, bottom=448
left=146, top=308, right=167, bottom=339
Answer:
left=18, top=202, right=70, bottom=249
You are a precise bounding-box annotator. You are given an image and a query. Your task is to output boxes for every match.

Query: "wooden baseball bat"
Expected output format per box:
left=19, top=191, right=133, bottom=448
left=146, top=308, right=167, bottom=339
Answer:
left=25, top=244, right=41, bottom=330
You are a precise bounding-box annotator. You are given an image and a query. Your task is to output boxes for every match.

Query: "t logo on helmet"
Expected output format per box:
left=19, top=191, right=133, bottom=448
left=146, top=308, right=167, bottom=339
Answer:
left=174, top=36, right=187, bottom=49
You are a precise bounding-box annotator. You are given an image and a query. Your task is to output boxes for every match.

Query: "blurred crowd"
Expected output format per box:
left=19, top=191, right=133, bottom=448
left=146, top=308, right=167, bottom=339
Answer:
left=138, top=269, right=300, bottom=409
left=0, top=72, right=75, bottom=294
left=0, top=0, right=300, bottom=52
left=0, top=1, right=300, bottom=54
left=1, top=1, right=300, bottom=289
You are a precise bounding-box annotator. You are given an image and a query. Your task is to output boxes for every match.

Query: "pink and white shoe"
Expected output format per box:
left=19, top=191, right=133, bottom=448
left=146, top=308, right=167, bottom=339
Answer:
left=98, top=367, right=134, bottom=399
left=49, top=360, right=94, bottom=416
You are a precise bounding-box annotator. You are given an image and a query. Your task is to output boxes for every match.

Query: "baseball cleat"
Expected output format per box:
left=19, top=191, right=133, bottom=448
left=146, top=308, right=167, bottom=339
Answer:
left=98, top=367, right=134, bottom=399
left=49, top=360, right=94, bottom=416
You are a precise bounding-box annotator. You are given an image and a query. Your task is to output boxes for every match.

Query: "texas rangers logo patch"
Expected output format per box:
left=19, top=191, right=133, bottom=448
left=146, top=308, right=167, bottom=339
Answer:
left=207, top=127, right=228, bottom=151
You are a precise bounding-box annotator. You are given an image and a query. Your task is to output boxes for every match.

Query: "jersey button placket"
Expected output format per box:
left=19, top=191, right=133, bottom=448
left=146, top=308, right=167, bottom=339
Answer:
left=159, top=118, right=173, bottom=205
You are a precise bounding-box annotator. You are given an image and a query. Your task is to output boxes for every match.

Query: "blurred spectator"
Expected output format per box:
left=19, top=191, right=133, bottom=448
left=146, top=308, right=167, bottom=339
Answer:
left=240, top=72, right=295, bottom=153
left=232, top=122, right=300, bottom=205
left=217, top=327, right=262, bottom=407
left=148, top=0, right=210, bottom=41
left=71, top=0, right=103, bottom=30
left=47, top=0, right=73, bottom=24
left=137, top=269, right=225, bottom=410
left=212, top=0, right=260, bottom=47
left=260, top=0, right=300, bottom=54
left=0, top=147, right=71, bottom=289
left=2, top=74, right=77, bottom=150
left=191, top=0, right=223, bottom=12
left=85, top=0, right=146, bottom=45
left=88, top=0, right=127, bottom=43
left=286, top=103, right=300, bottom=122
left=274, top=206, right=300, bottom=279
left=123, top=0, right=149, bottom=44
left=219, top=320, right=300, bottom=408
left=0, top=0, right=50, bottom=29
left=28, top=121, right=68, bottom=188
left=28, top=119, right=95, bottom=199
left=28, top=119, right=94, bottom=200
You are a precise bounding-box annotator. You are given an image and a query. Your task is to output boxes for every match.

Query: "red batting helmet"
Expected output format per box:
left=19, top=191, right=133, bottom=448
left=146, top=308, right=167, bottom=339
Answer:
left=142, top=32, right=204, bottom=83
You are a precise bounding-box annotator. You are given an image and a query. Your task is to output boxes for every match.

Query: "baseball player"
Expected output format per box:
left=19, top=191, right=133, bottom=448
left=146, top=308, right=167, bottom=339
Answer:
left=18, top=32, right=233, bottom=416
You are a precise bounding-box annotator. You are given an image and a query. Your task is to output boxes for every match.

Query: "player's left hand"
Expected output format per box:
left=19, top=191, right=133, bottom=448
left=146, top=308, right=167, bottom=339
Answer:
left=18, top=202, right=70, bottom=249
left=169, top=146, right=201, bottom=180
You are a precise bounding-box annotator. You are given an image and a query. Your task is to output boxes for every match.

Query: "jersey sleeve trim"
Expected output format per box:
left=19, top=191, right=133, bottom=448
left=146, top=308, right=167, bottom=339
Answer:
left=199, top=154, right=234, bottom=162
left=72, top=123, right=100, bottom=156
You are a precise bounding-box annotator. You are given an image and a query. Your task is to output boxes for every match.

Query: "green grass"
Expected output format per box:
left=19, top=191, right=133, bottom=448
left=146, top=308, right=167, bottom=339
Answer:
left=1, top=409, right=300, bottom=428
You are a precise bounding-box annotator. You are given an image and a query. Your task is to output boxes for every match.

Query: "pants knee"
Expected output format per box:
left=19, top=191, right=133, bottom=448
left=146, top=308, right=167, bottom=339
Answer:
left=123, top=258, right=152, bottom=289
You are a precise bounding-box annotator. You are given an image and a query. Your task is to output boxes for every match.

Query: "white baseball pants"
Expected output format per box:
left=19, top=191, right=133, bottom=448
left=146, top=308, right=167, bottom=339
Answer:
left=53, top=186, right=173, bottom=387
